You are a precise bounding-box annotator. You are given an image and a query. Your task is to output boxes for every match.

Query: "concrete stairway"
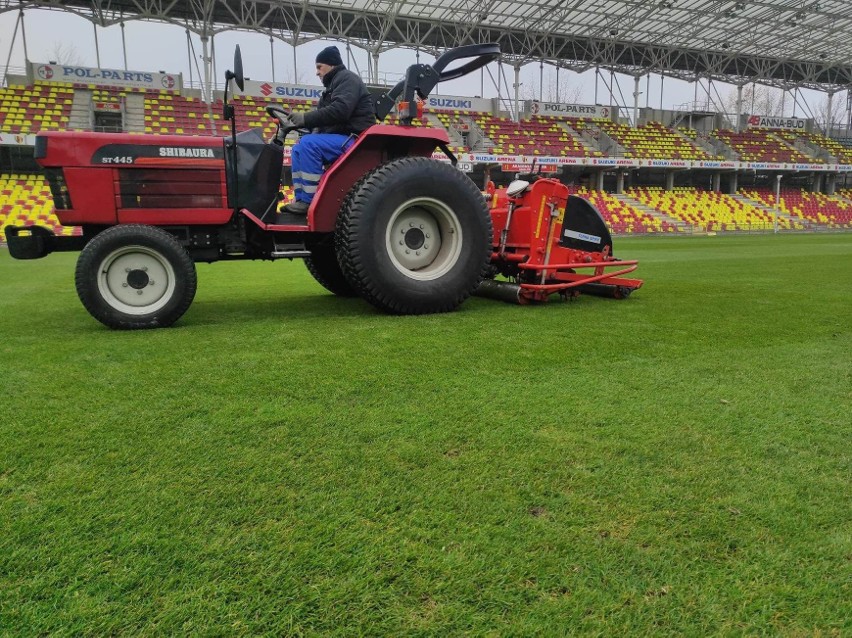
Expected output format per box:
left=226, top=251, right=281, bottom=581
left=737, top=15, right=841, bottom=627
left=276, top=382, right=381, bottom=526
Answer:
left=462, top=115, right=494, bottom=152
left=424, top=113, right=465, bottom=148
left=767, top=132, right=823, bottom=163
left=570, top=122, right=608, bottom=154
left=613, top=193, right=682, bottom=225
left=671, top=127, right=720, bottom=159
left=68, top=89, right=92, bottom=130
left=787, top=135, right=835, bottom=163
left=596, top=129, right=628, bottom=157
left=731, top=194, right=815, bottom=229
left=557, top=121, right=601, bottom=154
left=123, top=93, right=146, bottom=133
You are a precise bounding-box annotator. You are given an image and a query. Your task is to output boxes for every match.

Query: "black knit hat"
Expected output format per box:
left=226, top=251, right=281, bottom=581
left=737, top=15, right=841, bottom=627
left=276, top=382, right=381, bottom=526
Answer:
left=316, top=45, right=343, bottom=67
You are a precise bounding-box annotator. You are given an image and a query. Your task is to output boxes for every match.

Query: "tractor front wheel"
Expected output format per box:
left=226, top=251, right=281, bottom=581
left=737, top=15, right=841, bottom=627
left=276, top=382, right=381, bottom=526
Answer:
left=75, top=224, right=197, bottom=329
left=335, top=157, right=492, bottom=314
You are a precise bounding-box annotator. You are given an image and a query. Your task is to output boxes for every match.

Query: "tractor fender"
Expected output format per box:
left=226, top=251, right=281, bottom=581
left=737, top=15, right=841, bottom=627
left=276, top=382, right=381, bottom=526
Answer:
left=309, top=124, right=451, bottom=233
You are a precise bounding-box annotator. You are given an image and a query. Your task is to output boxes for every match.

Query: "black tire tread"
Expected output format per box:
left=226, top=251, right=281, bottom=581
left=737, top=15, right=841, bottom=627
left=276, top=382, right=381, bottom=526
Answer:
left=334, top=169, right=380, bottom=300
left=74, top=224, right=197, bottom=329
left=335, top=157, right=492, bottom=314
left=303, top=242, right=358, bottom=297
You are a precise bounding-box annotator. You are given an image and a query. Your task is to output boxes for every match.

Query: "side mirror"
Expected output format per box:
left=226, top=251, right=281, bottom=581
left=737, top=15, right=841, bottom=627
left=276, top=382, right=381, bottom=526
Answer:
left=233, top=45, right=244, bottom=91
left=225, top=44, right=245, bottom=92
left=223, top=45, right=243, bottom=139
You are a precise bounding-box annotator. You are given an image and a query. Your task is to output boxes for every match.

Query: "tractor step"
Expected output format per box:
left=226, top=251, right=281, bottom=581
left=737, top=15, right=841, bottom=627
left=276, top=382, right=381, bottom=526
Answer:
left=271, top=243, right=311, bottom=259
left=271, top=250, right=311, bottom=259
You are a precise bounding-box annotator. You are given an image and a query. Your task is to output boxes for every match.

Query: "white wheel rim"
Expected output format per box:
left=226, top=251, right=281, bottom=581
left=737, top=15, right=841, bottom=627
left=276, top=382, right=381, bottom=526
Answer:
left=96, top=245, right=177, bottom=316
left=385, top=197, right=463, bottom=281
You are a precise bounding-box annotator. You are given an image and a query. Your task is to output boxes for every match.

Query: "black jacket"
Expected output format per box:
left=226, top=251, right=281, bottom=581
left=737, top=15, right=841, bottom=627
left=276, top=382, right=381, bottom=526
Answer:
left=303, top=66, right=376, bottom=135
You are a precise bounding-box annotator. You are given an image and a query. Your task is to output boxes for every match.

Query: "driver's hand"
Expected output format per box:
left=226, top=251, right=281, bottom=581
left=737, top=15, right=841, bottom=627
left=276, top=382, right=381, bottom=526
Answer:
left=290, top=111, right=306, bottom=127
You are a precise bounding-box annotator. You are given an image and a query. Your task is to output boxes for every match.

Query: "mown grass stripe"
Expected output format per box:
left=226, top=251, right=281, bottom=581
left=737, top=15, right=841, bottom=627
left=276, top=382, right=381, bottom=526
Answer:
left=0, top=233, right=849, bottom=634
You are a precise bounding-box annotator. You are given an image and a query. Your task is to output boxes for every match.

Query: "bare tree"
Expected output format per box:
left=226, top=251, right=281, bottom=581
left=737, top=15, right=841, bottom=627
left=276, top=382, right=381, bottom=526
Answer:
left=814, top=92, right=843, bottom=133
left=723, top=84, right=784, bottom=117
left=523, top=77, right=584, bottom=105
left=280, top=70, right=306, bottom=85
left=546, top=82, right=583, bottom=105
left=50, top=42, right=83, bottom=66
left=757, top=87, right=785, bottom=117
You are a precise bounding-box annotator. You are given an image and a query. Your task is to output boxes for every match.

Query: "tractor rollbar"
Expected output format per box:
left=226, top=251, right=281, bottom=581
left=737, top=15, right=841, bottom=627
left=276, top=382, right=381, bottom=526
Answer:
left=375, top=43, right=501, bottom=125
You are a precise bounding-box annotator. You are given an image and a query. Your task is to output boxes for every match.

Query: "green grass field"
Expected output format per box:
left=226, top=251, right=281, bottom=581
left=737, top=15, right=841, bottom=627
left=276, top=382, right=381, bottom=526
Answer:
left=1, top=234, right=850, bottom=635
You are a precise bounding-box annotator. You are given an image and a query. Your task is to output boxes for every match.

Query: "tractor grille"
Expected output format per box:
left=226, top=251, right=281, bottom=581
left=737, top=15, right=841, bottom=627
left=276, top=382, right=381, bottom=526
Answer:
left=118, top=168, right=223, bottom=209
left=44, top=168, right=72, bottom=210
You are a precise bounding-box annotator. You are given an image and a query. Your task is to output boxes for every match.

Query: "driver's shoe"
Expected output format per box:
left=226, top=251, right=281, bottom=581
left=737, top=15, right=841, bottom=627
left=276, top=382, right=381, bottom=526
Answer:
left=280, top=199, right=309, bottom=215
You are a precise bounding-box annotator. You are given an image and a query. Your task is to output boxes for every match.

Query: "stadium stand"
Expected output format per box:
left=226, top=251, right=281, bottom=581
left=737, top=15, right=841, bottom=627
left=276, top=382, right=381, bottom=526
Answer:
left=741, top=188, right=852, bottom=228
left=144, top=92, right=230, bottom=136
left=628, top=186, right=796, bottom=231
left=471, top=113, right=596, bottom=157
left=774, top=130, right=852, bottom=164
left=532, top=116, right=602, bottom=156
left=573, top=187, right=677, bottom=234
left=0, top=82, right=73, bottom=133
left=425, top=111, right=472, bottom=155
left=713, top=128, right=818, bottom=163
left=143, top=91, right=319, bottom=142
left=563, top=116, right=607, bottom=142
left=596, top=120, right=712, bottom=160
left=90, top=86, right=122, bottom=107
left=280, top=184, right=295, bottom=205
left=0, top=173, right=80, bottom=241
left=0, top=172, right=295, bottom=239
left=3, top=76, right=852, bottom=240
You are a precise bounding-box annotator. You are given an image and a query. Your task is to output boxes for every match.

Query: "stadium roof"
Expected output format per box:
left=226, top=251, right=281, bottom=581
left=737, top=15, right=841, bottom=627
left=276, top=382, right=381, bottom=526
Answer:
left=5, top=0, right=852, bottom=90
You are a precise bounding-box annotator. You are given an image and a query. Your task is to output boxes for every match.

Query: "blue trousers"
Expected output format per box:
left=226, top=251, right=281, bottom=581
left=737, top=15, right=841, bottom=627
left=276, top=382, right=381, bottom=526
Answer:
left=291, top=133, right=353, bottom=203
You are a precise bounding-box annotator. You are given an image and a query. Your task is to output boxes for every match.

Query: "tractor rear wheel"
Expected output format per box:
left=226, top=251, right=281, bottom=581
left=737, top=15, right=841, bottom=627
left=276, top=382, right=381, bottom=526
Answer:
left=335, top=157, right=492, bottom=314
left=304, top=240, right=357, bottom=297
left=75, top=224, right=197, bottom=329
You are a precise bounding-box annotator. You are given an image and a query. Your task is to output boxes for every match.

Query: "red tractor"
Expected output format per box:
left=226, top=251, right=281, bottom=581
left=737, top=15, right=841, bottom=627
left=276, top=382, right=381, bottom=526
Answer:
left=5, top=44, right=641, bottom=329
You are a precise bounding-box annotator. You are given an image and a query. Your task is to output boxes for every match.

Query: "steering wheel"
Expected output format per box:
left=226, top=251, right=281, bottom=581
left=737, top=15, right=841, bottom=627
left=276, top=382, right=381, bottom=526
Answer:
left=266, top=105, right=292, bottom=127
left=265, top=105, right=303, bottom=144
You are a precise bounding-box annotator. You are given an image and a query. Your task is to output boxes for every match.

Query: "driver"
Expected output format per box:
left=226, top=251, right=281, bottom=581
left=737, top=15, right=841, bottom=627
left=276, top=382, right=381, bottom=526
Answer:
left=280, top=45, right=376, bottom=217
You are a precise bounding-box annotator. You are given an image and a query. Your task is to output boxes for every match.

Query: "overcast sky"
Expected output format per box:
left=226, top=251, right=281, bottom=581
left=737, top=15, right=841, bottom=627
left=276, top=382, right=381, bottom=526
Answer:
left=0, top=7, right=835, bottom=122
